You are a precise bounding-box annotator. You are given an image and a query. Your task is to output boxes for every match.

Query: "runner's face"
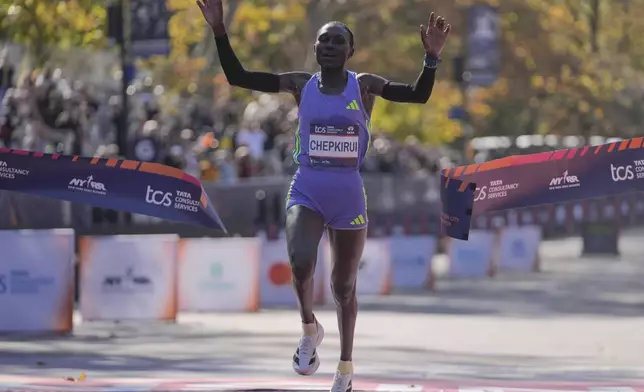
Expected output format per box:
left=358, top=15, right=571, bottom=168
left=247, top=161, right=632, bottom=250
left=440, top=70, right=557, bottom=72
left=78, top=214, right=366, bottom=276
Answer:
left=315, top=24, right=353, bottom=69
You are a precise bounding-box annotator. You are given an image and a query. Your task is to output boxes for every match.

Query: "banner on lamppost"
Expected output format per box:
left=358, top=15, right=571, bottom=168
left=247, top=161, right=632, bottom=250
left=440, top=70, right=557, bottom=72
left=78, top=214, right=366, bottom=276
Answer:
left=130, top=0, right=171, bottom=58
left=465, top=4, right=500, bottom=87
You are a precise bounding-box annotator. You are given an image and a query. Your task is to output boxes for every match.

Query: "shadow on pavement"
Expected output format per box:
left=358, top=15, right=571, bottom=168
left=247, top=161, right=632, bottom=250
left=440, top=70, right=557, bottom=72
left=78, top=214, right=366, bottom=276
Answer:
left=355, top=233, right=644, bottom=318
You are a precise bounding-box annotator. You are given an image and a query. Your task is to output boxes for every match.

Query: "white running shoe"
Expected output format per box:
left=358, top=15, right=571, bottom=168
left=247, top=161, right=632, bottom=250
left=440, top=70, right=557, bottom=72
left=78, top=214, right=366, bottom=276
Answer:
left=292, top=319, right=324, bottom=376
left=330, top=369, right=353, bottom=392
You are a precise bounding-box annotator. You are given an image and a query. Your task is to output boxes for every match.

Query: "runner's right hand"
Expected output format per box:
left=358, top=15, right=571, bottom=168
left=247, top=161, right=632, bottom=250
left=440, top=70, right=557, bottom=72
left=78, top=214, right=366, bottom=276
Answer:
left=197, top=0, right=225, bottom=34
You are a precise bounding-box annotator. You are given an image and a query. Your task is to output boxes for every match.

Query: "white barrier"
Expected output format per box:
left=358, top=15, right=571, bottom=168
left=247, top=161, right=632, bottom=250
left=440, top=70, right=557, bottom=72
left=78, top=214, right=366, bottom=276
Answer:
left=0, top=229, right=75, bottom=333
left=447, top=230, right=495, bottom=278
left=179, top=238, right=260, bottom=312
left=494, top=225, right=542, bottom=273
left=323, top=238, right=392, bottom=302
left=389, top=235, right=437, bottom=289
left=79, top=234, right=179, bottom=321
left=259, top=232, right=326, bottom=307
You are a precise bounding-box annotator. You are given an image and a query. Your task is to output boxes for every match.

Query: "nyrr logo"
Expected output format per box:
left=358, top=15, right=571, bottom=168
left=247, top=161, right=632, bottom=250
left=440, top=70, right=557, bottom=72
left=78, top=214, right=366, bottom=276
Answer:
left=548, top=170, right=580, bottom=190
left=68, top=175, right=107, bottom=195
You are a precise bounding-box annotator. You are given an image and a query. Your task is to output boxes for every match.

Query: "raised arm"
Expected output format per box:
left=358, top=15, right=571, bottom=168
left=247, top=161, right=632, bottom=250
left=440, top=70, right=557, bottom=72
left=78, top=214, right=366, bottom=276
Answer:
left=197, top=0, right=310, bottom=96
left=359, top=12, right=450, bottom=104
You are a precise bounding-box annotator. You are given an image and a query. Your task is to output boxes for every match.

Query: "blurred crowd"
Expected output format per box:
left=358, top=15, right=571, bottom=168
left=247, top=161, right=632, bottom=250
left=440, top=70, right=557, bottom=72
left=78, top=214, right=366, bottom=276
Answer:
left=0, top=62, right=452, bottom=183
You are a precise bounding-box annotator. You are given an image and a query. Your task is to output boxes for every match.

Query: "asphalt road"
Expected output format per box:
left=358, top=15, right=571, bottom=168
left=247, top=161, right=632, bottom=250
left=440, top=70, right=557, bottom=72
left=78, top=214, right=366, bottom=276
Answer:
left=1, top=230, right=644, bottom=384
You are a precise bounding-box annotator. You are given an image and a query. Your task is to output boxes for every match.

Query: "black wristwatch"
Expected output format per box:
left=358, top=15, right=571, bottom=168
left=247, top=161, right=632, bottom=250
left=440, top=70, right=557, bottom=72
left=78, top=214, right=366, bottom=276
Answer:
left=424, top=54, right=442, bottom=69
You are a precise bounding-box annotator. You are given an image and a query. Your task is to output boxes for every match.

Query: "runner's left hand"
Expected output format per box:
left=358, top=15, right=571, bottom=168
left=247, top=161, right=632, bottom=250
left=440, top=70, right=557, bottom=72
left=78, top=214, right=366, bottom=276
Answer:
left=420, top=12, right=451, bottom=58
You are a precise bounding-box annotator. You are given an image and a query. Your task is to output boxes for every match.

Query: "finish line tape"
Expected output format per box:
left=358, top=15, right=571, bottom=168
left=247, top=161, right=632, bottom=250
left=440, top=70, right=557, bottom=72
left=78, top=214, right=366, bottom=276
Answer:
left=440, top=137, right=644, bottom=240
left=0, top=148, right=227, bottom=233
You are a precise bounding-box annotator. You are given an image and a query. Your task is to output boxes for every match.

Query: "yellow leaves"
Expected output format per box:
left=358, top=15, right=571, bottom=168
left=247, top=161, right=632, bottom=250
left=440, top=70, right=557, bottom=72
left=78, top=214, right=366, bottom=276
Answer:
left=548, top=6, right=566, bottom=20
left=547, top=5, right=575, bottom=25
left=593, top=107, right=604, bottom=120
left=573, top=20, right=588, bottom=34
left=544, top=77, right=557, bottom=93
left=174, top=57, right=206, bottom=79
left=153, top=0, right=644, bottom=139
left=0, top=0, right=107, bottom=64
left=168, top=0, right=195, bottom=11
left=168, top=4, right=204, bottom=57
left=56, top=2, right=68, bottom=15
left=613, top=79, right=625, bottom=91
left=371, top=81, right=462, bottom=145
left=560, top=65, right=572, bottom=82
left=455, top=0, right=499, bottom=7
left=235, top=1, right=304, bottom=25
left=272, top=2, right=306, bottom=21
left=578, top=74, right=598, bottom=95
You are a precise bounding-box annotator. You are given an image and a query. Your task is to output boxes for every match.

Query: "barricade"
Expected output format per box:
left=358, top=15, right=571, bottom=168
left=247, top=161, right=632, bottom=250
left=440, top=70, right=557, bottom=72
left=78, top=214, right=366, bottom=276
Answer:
left=493, top=225, right=542, bottom=274
left=322, top=238, right=392, bottom=303
left=389, top=235, right=437, bottom=290
left=445, top=230, right=496, bottom=279
left=178, top=238, right=260, bottom=312
left=0, top=229, right=75, bottom=334
left=79, top=234, right=179, bottom=321
left=259, top=231, right=325, bottom=307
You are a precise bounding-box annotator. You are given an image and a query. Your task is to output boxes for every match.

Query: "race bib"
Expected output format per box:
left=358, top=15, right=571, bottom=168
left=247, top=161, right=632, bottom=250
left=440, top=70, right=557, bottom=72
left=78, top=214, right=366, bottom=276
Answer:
left=308, top=124, right=359, bottom=168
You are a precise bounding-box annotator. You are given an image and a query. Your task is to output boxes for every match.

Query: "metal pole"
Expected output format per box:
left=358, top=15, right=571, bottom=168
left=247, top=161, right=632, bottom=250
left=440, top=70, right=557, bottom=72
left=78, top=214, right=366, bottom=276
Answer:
left=590, top=0, right=600, bottom=53
left=118, top=0, right=132, bottom=158
left=460, top=74, right=472, bottom=164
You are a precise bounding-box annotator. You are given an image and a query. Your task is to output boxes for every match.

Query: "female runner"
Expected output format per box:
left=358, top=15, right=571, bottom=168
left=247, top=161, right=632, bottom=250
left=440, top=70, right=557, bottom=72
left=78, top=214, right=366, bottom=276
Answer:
left=197, top=1, right=450, bottom=390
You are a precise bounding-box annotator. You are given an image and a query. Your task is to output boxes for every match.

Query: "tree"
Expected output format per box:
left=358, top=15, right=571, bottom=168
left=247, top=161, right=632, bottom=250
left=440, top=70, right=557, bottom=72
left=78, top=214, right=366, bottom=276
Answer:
left=464, top=0, right=644, bottom=139
left=186, top=0, right=465, bottom=145
left=0, top=0, right=106, bottom=66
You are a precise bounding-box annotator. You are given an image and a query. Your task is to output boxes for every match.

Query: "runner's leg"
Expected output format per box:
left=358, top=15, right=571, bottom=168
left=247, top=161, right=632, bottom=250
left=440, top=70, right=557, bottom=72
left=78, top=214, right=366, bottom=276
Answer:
left=286, top=205, right=326, bottom=375
left=326, top=227, right=366, bottom=391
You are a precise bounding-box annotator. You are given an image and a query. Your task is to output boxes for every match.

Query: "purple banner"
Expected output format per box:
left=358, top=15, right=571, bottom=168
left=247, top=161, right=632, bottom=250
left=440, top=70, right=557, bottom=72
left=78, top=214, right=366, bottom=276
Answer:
left=0, top=148, right=226, bottom=233
left=441, top=138, right=644, bottom=240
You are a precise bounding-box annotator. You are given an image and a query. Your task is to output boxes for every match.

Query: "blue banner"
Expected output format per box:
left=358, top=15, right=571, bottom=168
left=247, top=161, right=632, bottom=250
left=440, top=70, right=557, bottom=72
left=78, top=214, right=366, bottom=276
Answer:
left=441, top=138, right=644, bottom=239
left=0, top=148, right=226, bottom=233
left=466, top=4, right=500, bottom=87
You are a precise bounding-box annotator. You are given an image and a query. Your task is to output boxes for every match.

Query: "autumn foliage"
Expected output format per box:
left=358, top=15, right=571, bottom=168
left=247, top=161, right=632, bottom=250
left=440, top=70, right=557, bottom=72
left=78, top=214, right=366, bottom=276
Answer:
left=3, top=0, right=644, bottom=144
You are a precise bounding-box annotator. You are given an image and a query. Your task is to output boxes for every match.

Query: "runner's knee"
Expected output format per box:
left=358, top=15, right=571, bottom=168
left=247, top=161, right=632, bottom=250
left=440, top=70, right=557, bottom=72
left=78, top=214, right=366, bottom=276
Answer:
left=331, top=275, right=356, bottom=305
left=288, top=245, right=316, bottom=283
left=286, top=206, right=324, bottom=283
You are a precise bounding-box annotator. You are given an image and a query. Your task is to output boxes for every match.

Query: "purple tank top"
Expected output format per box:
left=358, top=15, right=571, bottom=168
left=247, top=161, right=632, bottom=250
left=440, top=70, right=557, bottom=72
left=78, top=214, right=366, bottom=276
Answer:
left=292, top=71, right=371, bottom=171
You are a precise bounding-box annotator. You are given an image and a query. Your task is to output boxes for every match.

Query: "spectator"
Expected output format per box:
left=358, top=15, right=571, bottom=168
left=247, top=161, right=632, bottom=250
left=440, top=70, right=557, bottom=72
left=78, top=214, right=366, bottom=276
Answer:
left=0, top=65, right=447, bottom=185
left=235, top=121, right=266, bottom=161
